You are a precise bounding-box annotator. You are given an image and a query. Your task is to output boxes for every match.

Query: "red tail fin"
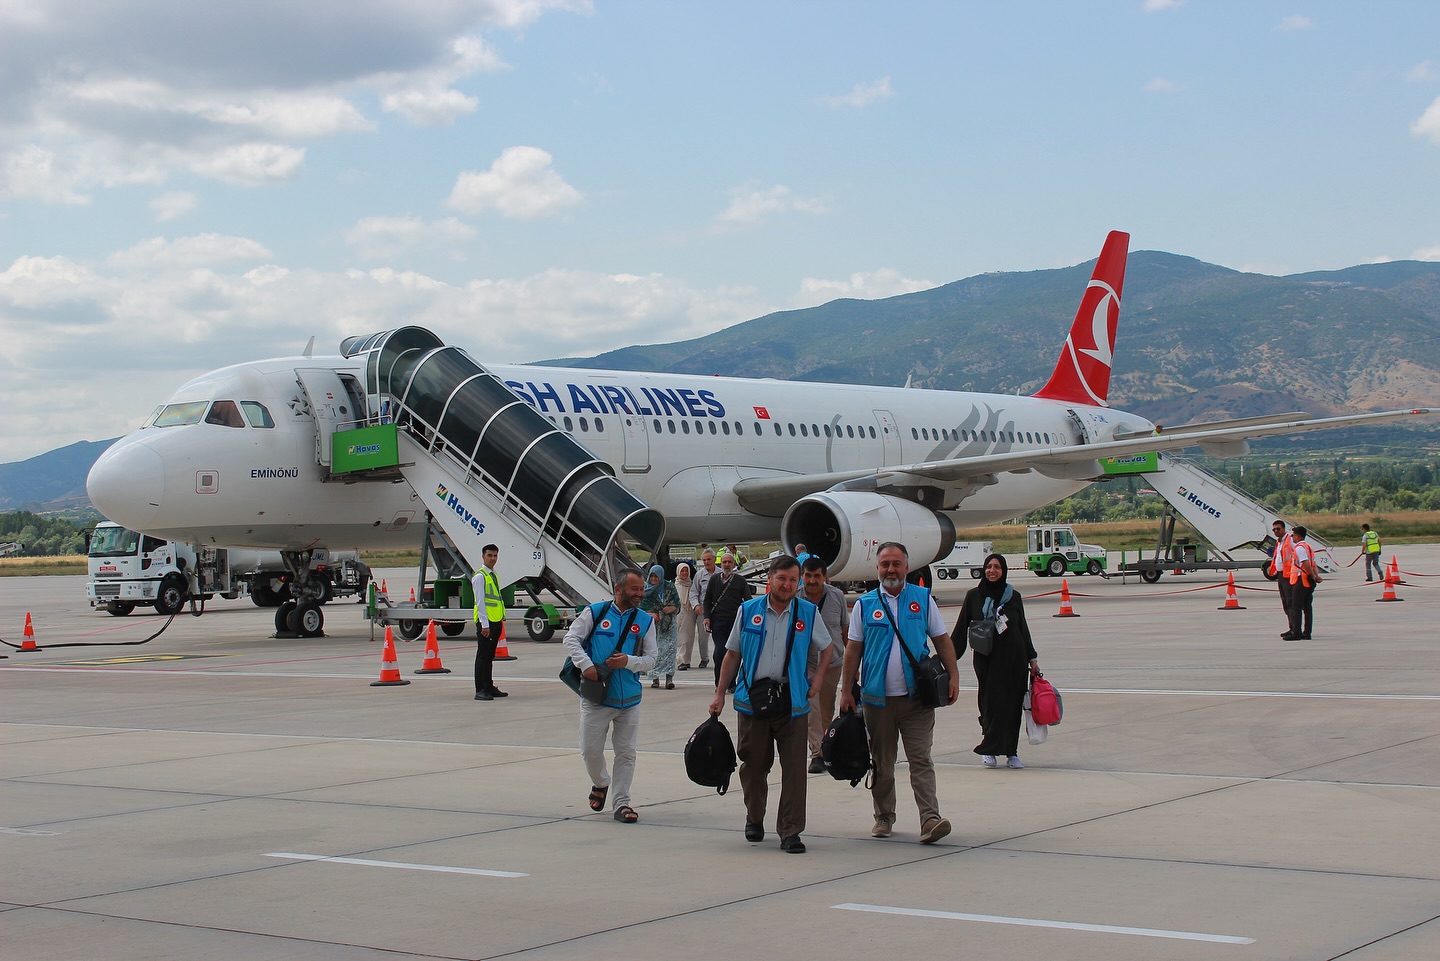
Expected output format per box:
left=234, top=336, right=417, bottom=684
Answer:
left=1032, top=230, right=1130, bottom=407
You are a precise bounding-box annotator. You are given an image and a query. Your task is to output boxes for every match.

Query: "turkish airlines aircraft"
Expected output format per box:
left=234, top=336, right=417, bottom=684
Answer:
left=88, top=231, right=1432, bottom=630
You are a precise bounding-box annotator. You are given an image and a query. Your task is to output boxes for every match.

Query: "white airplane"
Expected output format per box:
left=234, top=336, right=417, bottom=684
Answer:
left=88, top=231, right=1433, bottom=634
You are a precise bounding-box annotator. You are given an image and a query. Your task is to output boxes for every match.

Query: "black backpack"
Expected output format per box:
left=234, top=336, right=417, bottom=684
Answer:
left=822, top=709, right=872, bottom=787
left=684, top=715, right=737, bottom=795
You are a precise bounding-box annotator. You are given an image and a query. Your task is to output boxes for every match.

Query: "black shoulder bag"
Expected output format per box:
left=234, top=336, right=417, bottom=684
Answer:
left=744, top=604, right=798, bottom=720
left=966, top=585, right=1011, bottom=656
left=881, top=596, right=950, bottom=709
left=559, top=604, right=638, bottom=704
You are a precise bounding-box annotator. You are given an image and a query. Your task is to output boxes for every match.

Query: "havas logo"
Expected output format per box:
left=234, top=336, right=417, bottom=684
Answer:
left=1176, top=485, right=1222, bottom=519
left=434, top=484, right=487, bottom=535
left=347, top=443, right=383, bottom=456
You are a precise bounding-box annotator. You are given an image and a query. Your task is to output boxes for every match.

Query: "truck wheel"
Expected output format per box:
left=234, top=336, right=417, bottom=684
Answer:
left=106, top=600, right=135, bottom=616
left=970, top=568, right=983, bottom=579
left=526, top=608, right=556, bottom=643
left=315, top=579, right=333, bottom=605
left=1261, top=567, right=1281, bottom=582
left=1046, top=556, right=1067, bottom=577
left=154, top=574, right=187, bottom=615
left=288, top=602, right=324, bottom=637
left=275, top=600, right=297, bottom=634
left=398, top=619, right=424, bottom=640
left=1086, top=559, right=1103, bottom=576
left=441, top=622, right=466, bottom=637
left=1140, top=569, right=1162, bottom=584
left=251, top=583, right=279, bottom=607
left=935, top=568, right=949, bottom=580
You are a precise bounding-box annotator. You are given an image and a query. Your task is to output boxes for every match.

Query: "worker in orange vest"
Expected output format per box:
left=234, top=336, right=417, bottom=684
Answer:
left=1269, top=519, right=1296, bottom=638
left=1284, top=526, right=1322, bottom=641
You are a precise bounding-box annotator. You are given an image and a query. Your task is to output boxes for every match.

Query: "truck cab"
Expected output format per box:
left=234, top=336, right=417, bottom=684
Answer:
left=86, top=521, right=197, bottom=615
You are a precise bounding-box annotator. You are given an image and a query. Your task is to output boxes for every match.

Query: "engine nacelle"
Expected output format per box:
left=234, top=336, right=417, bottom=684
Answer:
left=781, top=491, right=957, bottom=583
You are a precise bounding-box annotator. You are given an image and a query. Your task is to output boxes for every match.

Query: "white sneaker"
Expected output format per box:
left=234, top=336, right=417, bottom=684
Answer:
left=981, top=755, right=997, bottom=768
left=1007, top=756, right=1024, bottom=769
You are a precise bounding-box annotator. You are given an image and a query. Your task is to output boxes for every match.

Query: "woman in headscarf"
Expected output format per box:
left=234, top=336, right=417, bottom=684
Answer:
left=640, top=564, right=681, bottom=689
left=952, top=553, right=1039, bottom=768
left=673, top=563, right=696, bottom=669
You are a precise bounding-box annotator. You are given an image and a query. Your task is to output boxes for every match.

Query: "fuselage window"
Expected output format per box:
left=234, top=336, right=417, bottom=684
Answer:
left=564, top=416, right=574, bottom=432
left=240, top=401, right=275, bottom=429
left=868, top=426, right=877, bottom=439
left=721, top=421, right=731, bottom=435
left=753, top=422, right=761, bottom=436
left=153, top=401, right=208, bottom=427
left=594, top=418, right=603, bottom=433
left=734, top=421, right=743, bottom=435
left=846, top=425, right=855, bottom=438
left=1044, top=432, right=1050, bottom=444
left=911, top=428, right=919, bottom=440
left=653, top=419, right=662, bottom=433
left=708, top=421, right=717, bottom=435
left=788, top=423, right=797, bottom=437
left=668, top=420, right=676, bottom=434
left=774, top=423, right=782, bottom=436
left=578, top=417, right=589, bottom=432
left=823, top=424, right=831, bottom=437
left=682, top=420, right=691, bottom=434
left=800, top=424, right=808, bottom=437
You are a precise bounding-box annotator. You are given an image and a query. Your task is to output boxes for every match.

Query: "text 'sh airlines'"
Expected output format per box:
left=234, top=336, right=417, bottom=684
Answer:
left=504, top=381, right=726, bottom=418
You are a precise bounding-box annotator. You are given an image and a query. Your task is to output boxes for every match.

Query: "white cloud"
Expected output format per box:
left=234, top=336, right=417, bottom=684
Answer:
left=344, top=215, right=478, bottom=261
left=792, top=269, right=934, bottom=308
left=150, top=191, right=197, bottom=222
left=107, top=234, right=273, bottom=269
left=1412, top=96, right=1440, bottom=145
left=1412, top=244, right=1440, bottom=261
left=445, top=146, right=584, bottom=219
left=0, top=255, right=105, bottom=308
left=1408, top=61, right=1437, bottom=83
left=1144, top=77, right=1180, bottom=93
left=0, top=1, right=586, bottom=202
left=821, top=77, right=894, bottom=108
left=189, top=143, right=307, bottom=185
left=712, top=183, right=828, bottom=231
left=1277, top=15, right=1314, bottom=32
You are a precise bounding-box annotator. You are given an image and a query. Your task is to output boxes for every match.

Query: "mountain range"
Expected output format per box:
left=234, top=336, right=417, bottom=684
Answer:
left=5, top=250, right=1437, bottom=513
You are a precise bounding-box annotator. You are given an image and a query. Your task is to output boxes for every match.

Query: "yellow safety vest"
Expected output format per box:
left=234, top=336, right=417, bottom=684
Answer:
left=1362, top=530, right=1380, bottom=554
left=473, top=568, right=505, bottom=623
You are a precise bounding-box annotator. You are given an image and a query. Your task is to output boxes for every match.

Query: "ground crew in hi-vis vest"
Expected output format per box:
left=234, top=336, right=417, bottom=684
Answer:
left=1269, top=520, right=1295, bottom=637
left=472, top=543, right=508, bottom=700
left=1285, top=526, right=1321, bottom=641
left=1358, top=524, right=1384, bottom=582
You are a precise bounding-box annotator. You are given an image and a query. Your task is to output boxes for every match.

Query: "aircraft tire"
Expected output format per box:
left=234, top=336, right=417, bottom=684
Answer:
left=106, top=600, right=135, bottom=616
left=275, top=600, right=298, bottom=634
left=315, top=579, right=333, bottom=605
left=289, top=602, right=324, bottom=637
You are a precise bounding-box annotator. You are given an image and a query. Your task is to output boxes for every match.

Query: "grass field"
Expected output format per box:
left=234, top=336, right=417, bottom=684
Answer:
left=8, top=511, right=1437, bottom=577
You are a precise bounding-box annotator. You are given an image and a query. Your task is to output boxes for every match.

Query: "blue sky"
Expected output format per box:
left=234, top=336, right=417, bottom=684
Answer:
left=1, top=0, right=1437, bottom=462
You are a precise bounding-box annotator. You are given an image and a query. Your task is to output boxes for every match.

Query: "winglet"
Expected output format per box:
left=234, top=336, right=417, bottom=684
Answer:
left=1032, top=230, right=1130, bottom=407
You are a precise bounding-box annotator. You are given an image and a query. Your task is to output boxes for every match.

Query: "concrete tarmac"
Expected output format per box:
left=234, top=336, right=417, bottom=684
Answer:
left=3, top=552, right=1438, bottom=961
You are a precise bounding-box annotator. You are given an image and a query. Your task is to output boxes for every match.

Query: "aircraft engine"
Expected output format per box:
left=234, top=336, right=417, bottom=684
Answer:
left=780, top=492, right=957, bottom=582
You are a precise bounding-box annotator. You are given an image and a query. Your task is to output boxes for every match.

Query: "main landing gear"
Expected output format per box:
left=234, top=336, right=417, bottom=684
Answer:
left=274, top=550, right=327, bottom=638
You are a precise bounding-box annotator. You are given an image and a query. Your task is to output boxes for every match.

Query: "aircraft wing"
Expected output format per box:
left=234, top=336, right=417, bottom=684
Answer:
left=732, top=407, right=1435, bottom=516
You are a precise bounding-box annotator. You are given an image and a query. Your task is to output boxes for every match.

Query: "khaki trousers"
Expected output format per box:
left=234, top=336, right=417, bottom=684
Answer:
left=736, top=711, right=809, bottom=839
left=863, top=695, right=939, bottom=829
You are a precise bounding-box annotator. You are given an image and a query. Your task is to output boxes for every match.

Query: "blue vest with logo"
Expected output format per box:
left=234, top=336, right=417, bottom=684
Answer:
left=733, top=595, right=817, bottom=719
left=856, top=584, right=933, bottom=708
left=585, top=601, right=655, bottom=710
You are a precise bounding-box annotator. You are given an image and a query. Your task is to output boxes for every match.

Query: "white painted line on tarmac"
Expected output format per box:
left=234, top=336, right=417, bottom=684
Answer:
left=267, top=852, right=526, bottom=878
left=833, top=902, right=1255, bottom=944
left=0, top=826, right=62, bottom=836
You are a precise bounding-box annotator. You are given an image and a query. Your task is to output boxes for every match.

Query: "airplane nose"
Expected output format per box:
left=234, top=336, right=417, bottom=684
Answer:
left=87, top=440, right=165, bottom=529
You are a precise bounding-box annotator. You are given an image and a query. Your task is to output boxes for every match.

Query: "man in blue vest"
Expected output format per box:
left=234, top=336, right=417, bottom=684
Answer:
left=838, top=541, right=960, bottom=844
left=561, top=569, right=658, bottom=824
left=710, top=555, right=831, bottom=853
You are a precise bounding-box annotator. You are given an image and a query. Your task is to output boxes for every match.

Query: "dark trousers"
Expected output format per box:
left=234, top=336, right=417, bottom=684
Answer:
left=736, top=711, right=809, bottom=839
left=1277, top=577, right=1293, bottom=621
left=711, top=619, right=735, bottom=684
left=1288, top=583, right=1314, bottom=637
left=474, top=622, right=498, bottom=692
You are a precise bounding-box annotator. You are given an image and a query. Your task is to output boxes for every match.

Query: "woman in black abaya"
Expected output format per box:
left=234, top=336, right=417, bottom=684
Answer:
left=952, top=553, right=1039, bottom=768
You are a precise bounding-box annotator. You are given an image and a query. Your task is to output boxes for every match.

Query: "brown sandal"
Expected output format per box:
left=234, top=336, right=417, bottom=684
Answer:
left=613, top=805, right=638, bottom=823
left=588, top=785, right=608, bottom=812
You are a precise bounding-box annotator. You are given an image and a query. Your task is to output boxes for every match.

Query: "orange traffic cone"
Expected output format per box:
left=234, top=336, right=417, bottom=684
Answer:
left=1377, top=569, right=1404, bottom=603
left=409, top=586, right=416, bottom=603
left=19, top=612, right=40, bottom=651
left=494, top=620, right=517, bottom=661
left=415, top=620, right=452, bottom=674
left=1053, top=579, right=1079, bottom=617
left=1218, top=571, right=1246, bottom=610
left=380, top=578, right=389, bottom=597
left=1389, top=556, right=1406, bottom=586
left=370, top=627, right=411, bottom=686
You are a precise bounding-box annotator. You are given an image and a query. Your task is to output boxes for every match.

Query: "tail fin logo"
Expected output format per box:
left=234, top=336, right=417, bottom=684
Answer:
left=1032, top=230, right=1129, bottom=407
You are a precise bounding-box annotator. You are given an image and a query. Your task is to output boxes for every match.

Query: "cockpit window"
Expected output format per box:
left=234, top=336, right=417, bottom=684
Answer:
left=204, top=400, right=245, bottom=428
left=241, top=401, right=275, bottom=428
left=152, top=401, right=208, bottom=427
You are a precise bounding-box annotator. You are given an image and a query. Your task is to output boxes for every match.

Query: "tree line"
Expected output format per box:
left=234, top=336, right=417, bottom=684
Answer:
left=0, top=511, right=90, bottom=557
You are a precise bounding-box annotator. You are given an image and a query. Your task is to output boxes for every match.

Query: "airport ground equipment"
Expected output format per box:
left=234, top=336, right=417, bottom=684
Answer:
left=85, top=521, right=366, bottom=618
left=0, top=541, right=21, bottom=557
left=1117, top=452, right=1336, bottom=583
left=933, top=540, right=994, bottom=580
left=317, top=327, right=664, bottom=641
left=1026, top=525, right=1108, bottom=577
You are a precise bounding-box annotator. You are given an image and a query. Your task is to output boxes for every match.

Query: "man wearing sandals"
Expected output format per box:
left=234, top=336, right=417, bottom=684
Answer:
left=562, top=569, right=658, bottom=824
